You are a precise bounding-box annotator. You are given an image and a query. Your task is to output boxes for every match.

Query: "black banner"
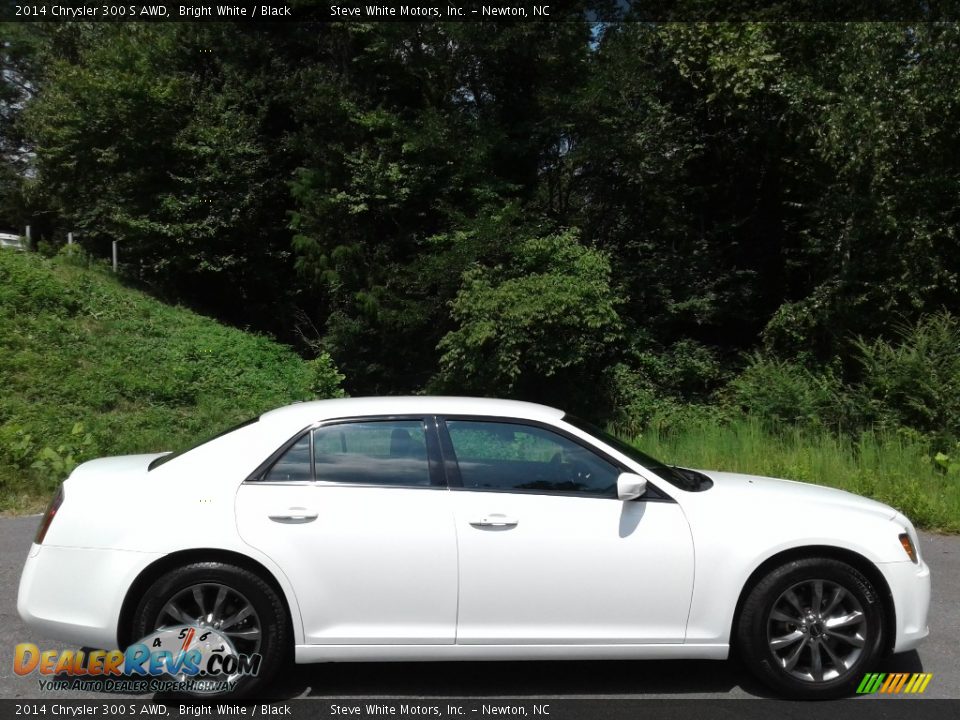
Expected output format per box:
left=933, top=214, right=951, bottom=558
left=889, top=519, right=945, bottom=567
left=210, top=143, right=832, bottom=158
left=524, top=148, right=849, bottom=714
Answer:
left=1, top=700, right=960, bottom=720
left=4, top=0, right=960, bottom=23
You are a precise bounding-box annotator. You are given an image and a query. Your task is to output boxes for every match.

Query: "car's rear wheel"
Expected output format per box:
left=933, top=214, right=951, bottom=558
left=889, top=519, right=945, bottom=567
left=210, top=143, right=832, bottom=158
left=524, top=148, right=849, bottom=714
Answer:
left=736, top=557, right=885, bottom=699
left=131, top=562, right=288, bottom=698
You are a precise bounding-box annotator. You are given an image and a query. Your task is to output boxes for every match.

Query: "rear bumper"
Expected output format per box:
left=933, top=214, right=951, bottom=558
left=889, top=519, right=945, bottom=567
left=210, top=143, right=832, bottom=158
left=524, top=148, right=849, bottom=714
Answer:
left=17, top=543, right=162, bottom=649
left=879, top=558, right=931, bottom=653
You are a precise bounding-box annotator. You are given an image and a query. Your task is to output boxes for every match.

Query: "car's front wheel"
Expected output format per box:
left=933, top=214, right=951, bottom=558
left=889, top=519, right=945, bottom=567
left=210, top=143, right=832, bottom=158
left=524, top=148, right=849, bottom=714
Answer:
left=736, top=557, right=886, bottom=699
left=130, top=561, right=288, bottom=698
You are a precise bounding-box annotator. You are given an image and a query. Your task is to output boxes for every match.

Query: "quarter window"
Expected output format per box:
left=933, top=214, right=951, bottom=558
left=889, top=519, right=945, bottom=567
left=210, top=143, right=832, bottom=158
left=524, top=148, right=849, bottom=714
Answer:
left=263, top=433, right=312, bottom=482
left=445, top=420, right=619, bottom=497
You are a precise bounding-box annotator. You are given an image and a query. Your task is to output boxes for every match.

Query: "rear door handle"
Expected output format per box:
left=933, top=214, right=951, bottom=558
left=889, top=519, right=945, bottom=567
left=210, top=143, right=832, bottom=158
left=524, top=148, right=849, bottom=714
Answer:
left=470, top=514, right=518, bottom=528
left=268, top=507, right=318, bottom=524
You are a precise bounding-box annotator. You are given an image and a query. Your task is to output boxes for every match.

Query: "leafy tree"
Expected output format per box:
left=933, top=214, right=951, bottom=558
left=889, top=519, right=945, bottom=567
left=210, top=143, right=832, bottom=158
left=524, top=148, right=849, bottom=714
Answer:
left=765, top=24, right=960, bottom=358
left=567, top=23, right=826, bottom=356
left=435, top=229, right=624, bottom=416
left=0, top=24, right=45, bottom=229
left=22, top=24, right=307, bottom=330
left=11, top=18, right=960, bottom=437
left=289, top=22, right=592, bottom=392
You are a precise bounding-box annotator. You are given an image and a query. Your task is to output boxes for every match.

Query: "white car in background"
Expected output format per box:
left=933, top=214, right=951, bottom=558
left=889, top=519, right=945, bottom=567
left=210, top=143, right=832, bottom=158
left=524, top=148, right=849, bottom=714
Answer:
left=0, top=232, right=27, bottom=251
left=18, top=397, right=930, bottom=698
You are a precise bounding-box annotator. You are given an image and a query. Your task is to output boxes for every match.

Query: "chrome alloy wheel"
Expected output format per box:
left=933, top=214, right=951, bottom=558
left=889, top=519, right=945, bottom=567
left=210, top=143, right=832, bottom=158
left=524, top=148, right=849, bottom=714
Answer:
left=767, top=579, right=868, bottom=682
left=158, top=582, right=263, bottom=656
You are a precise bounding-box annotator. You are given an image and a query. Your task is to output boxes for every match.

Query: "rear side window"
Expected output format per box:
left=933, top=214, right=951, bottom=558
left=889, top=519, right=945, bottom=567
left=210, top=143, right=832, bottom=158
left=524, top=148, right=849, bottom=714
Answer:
left=445, top=420, right=619, bottom=497
left=313, top=420, right=430, bottom=486
left=260, top=419, right=431, bottom=487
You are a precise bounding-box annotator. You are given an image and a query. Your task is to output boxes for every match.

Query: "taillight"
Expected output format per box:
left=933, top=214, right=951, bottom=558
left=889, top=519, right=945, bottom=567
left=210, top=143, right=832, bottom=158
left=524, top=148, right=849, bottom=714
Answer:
left=35, top=485, right=64, bottom=545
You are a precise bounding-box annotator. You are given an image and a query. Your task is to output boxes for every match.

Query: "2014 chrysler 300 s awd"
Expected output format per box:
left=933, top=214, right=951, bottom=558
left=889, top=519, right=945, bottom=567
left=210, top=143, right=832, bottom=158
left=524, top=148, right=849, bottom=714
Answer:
left=18, top=397, right=930, bottom=698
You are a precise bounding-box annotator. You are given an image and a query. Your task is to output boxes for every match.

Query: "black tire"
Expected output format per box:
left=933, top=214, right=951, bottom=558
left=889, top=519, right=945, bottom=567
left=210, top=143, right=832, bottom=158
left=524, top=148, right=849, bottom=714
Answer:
left=131, top=562, right=289, bottom=698
left=736, top=557, right=885, bottom=699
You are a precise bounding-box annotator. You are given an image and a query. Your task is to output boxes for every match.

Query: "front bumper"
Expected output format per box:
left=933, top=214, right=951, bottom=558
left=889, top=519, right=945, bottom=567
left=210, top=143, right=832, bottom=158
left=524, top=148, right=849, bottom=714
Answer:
left=878, top=558, right=931, bottom=653
left=17, top=543, right=162, bottom=650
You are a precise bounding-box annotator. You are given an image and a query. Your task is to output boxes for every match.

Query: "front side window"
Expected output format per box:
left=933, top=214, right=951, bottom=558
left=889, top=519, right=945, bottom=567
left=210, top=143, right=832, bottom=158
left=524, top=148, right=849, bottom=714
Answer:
left=563, top=414, right=708, bottom=491
left=445, top=420, right=619, bottom=497
left=312, top=420, right=431, bottom=486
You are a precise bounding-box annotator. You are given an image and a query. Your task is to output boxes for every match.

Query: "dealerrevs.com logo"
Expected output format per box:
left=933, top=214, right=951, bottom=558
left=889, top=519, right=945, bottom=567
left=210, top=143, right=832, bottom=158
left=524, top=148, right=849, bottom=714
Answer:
left=14, top=625, right=262, bottom=694
left=857, top=672, right=934, bottom=695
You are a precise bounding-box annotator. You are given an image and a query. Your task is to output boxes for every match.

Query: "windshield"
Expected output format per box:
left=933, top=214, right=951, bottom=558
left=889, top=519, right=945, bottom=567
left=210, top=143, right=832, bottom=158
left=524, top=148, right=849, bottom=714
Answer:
left=563, top=415, right=704, bottom=492
left=148, top=416, right=260, bottom=471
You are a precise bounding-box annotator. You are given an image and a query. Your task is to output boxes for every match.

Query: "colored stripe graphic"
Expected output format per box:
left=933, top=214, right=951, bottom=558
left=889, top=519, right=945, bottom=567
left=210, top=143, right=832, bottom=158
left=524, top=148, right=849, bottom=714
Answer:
left=881, top=673, right=908, bottom=693
left=858, top=672, right=933, bottom=694
left=893, top=673, right=910, bottom=693
left=880, top=674, right=897, bottom=693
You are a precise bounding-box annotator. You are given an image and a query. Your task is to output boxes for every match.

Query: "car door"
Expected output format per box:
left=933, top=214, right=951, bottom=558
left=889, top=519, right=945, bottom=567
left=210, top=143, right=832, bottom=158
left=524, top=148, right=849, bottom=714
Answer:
left=442, top=418, right=694, bottom=645
left=235, top=416, right=458, bottom=645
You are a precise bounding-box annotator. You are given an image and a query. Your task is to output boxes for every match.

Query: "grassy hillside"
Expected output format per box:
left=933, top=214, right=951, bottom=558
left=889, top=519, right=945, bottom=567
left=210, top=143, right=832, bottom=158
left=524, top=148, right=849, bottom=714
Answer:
left=0, top=250, right=343, bottom=513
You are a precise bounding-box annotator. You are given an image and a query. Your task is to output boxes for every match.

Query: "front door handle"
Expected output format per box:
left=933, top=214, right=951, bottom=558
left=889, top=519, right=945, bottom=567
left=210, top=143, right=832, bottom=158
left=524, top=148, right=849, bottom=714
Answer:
left=268, top=507, right=318, bottom=524
left=470, top=514, right=518, bottom=528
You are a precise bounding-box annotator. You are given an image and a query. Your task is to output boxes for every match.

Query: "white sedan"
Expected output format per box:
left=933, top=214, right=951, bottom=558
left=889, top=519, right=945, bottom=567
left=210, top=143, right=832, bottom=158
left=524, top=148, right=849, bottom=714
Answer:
left=18, top=397, right=930, bottom=698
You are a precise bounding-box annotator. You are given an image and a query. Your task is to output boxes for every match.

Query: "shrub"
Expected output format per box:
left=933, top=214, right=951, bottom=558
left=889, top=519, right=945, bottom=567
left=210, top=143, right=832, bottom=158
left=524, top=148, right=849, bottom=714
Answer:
left=850, top=312, right=960, bottom=442
left=725, top=352, right=849, bottom=428
left=35, top=238, right=58, bottom=258
left=435, top=229, right=624, bottom=415
left=605, top=363, right=666, bottom=437
left=632, top=340, right=727, bottom=401
left=57, top=243, right=92, bottom=268
left=306, top=352, right=347, bottom=399
left=605, top=340, right=727, bottom=436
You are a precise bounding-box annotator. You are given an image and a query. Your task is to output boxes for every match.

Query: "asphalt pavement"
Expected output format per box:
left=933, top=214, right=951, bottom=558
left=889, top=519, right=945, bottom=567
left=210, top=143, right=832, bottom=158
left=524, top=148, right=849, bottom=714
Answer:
left=0, top=515, right=956, bottom=700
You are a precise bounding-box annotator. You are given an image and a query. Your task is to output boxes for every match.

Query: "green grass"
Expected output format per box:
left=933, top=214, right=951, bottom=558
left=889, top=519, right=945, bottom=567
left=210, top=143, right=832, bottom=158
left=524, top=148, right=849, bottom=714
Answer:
left=631, top=415, right=960, bottom=533
left=0, top=250, right=343, bottom=513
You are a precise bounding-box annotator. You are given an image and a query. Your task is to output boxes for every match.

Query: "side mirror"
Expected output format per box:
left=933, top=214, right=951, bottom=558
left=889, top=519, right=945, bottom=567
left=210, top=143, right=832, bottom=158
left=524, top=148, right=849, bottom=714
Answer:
left=617, top=472, right=647, bottom=501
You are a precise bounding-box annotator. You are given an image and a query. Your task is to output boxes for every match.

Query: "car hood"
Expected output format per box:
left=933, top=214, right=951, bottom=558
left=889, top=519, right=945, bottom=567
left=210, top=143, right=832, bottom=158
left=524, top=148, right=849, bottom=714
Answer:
left=692, top=469, right=899, bottom=521
left=68, top=453, right=169, bottom=482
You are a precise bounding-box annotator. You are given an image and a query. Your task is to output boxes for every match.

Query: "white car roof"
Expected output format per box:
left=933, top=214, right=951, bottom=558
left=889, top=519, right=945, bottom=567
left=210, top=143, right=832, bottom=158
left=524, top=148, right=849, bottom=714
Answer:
left=259, top=396, right=565, bottom=427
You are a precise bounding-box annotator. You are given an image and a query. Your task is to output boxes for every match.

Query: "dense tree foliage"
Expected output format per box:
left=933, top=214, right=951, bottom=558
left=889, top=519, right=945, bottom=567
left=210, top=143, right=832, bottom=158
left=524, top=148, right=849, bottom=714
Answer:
left=435, top=228, right=623, bottom=416
left=0, top=24, right=42, bottom=227
left=3, top=19, right=959, bottom=434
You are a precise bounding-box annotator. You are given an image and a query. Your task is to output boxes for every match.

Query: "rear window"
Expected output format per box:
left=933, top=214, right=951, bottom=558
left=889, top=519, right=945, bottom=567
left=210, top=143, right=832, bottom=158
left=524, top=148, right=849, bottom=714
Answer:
left=148, top=416, right=260, bottom=470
